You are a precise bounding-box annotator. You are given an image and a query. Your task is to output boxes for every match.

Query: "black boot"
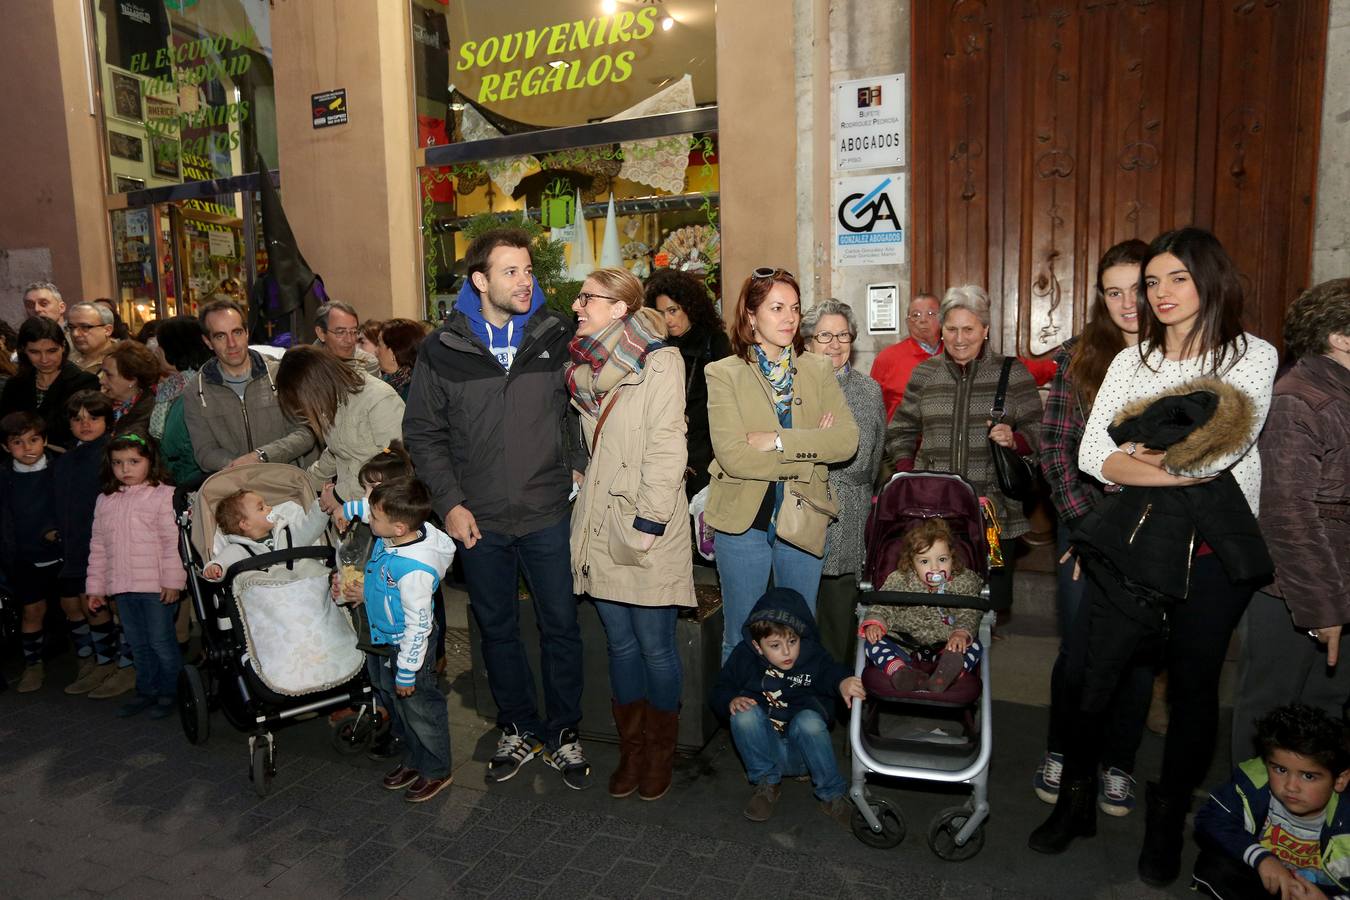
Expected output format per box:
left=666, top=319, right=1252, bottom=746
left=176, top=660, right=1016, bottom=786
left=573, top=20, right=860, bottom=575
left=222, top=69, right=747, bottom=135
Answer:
left=1028, top=775, right=1097, bottom=853
left=1137, top=782, right=1190, bottom=886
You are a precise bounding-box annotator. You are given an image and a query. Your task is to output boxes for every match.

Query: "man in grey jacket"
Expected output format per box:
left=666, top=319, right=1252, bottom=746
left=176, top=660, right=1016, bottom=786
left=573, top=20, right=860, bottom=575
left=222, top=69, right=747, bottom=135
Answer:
left=184, top=299, right=317, bottom=473
left=403, top=228, right=591, bottom=790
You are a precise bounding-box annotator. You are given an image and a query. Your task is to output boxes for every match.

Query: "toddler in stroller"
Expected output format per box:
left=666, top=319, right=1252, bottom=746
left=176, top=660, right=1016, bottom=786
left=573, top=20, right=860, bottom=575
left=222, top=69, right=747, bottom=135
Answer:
left=847, top=472, right=996, bottom=860
left=202, top=489, right=330, bottom=581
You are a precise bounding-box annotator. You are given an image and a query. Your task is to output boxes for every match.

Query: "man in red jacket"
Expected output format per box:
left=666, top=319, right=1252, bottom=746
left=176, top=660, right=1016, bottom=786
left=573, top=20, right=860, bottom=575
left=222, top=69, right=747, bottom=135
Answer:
left=870, top=292, right=941, bottom=423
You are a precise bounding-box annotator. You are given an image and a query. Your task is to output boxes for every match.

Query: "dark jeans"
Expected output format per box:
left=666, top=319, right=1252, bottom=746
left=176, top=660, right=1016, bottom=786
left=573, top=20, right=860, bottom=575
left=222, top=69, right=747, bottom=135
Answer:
left=1232, top=590, right=1350, bottom=769
left=366, top=652, right=402, bottom=742
left=1191, top=848, right=1336, bottom=899
left=115, top=593, right=182, bottom=700
left=374, top=634, right=450, bottom=780
left=459, top=515, right=582, bottom=743
left=1060, top=554, right=1253, bottom=796
left=1047, top=528, right=1153, bottom=772
left=815, top=573, right=859, bottom=665
left=592, top=600, right=682, bottom=712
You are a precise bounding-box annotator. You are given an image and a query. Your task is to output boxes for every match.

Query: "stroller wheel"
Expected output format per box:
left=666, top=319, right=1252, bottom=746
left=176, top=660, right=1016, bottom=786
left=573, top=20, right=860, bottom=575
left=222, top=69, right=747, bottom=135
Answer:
left=927, top=806, right=986, bottom=861
left=250, top=738, right=275, bottom=797
left=178, top=665, right=210, bottom=745
left=851, top=798, right=906, bottom=849
left=330, top=707, right=385, bottom=755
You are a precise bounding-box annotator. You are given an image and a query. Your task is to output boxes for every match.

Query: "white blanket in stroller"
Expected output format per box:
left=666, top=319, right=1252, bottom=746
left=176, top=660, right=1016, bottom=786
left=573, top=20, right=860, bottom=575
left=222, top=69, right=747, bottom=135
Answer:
left=234, top=558, right=364, bottom=696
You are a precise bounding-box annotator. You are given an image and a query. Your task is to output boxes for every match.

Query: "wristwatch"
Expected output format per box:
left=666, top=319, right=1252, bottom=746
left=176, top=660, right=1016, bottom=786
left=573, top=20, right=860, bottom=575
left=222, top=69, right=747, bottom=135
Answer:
left=255, top=448, right=269, bottom=463
left=1124, top=442, right=1138, bottom=457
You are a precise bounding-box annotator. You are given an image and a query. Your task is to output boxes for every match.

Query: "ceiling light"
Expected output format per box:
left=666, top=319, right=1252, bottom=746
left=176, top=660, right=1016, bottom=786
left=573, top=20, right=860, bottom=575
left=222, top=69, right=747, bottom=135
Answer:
left=601, top=0, right=617, bottom=14
left=661, top=16, right=674, bottom=30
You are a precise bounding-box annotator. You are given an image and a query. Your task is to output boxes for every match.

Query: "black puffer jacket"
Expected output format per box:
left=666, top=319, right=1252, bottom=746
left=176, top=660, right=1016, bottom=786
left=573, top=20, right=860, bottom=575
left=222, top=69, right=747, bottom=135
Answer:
left=1072, top=377, right=1274, bottom=618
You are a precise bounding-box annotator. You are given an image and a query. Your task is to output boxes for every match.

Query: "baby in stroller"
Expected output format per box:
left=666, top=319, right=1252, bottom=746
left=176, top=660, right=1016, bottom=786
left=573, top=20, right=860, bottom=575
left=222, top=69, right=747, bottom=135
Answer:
left=202, top=490, right=331, bottom=581
left=860, top=518, right=983, bottom=694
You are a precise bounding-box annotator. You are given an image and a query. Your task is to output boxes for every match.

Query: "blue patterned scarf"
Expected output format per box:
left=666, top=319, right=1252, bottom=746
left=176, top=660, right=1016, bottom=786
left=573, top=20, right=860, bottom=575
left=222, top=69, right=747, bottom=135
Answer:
left=754, top=345, right=794, bottom=421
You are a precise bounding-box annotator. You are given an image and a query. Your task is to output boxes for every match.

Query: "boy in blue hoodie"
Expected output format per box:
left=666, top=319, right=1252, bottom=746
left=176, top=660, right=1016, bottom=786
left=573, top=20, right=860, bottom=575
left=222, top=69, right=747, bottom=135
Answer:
left=712, top=587, right=866, bottom=825
left=1193, top=704, right=1350, bottom=899
left=361, top=477, right=456, bottom=803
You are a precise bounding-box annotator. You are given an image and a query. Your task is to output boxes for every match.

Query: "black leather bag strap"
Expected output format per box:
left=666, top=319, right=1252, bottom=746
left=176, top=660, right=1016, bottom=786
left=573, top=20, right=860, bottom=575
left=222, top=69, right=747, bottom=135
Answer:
left=991, top=356, right=1014, bottom=421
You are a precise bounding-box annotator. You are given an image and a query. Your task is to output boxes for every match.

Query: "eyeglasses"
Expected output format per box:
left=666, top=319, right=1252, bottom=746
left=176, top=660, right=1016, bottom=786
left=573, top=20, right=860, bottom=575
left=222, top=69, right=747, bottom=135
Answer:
left=811, top=332, right=854, bottom=345
left=751, top=267, right=795, bottom=280
left=65, top=323, right=103, bottom=334
left=325, top=327, right=360, bottom=338
left=575, top=292, right=620, bottom=307
left=907, top=310, right=939, bottom=320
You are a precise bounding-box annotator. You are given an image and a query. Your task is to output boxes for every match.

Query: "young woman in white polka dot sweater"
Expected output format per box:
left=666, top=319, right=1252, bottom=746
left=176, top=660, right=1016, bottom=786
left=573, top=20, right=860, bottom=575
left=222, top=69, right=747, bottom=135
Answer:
left=1029, top=228, right=1279, bottom=886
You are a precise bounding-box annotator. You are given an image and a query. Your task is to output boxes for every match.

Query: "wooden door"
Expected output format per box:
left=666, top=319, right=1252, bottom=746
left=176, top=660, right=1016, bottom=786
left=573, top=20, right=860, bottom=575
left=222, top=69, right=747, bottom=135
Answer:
left=911, top=0, right=1328, bottom=356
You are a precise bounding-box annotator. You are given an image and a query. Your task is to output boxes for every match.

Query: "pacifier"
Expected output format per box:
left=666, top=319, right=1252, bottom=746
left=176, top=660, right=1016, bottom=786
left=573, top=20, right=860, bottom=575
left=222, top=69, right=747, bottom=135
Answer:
left=925, top=569, right=950, bottom=588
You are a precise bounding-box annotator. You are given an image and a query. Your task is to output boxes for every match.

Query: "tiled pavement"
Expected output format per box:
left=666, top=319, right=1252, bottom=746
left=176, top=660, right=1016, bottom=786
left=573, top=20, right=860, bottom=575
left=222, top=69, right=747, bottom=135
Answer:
left=1, top=604, right=1225, bottom=900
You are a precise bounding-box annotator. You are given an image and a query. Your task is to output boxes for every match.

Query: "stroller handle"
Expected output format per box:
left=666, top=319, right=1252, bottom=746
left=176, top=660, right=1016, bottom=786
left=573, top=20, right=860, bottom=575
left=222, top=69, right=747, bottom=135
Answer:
left=857, top=587, right=995, bottom=612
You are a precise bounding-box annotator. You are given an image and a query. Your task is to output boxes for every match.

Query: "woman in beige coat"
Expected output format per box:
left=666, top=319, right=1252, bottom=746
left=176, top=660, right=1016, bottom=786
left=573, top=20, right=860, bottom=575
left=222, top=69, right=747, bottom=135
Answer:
left=566, top=268, right=695, bottom=802
left=705, top=268, right=859, bottom=661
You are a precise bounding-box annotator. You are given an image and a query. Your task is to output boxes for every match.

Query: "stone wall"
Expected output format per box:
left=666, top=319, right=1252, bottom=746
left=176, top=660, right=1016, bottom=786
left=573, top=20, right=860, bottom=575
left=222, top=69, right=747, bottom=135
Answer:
left=1313, top=0, right=1350, bottom=287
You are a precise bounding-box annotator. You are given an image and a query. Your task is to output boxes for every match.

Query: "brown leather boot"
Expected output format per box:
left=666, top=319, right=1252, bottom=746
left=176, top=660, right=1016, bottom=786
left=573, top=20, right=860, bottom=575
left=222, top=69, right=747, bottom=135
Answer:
left=638, top=706, right=680, bottom=801
left=608, top=699, right=647, bottom=798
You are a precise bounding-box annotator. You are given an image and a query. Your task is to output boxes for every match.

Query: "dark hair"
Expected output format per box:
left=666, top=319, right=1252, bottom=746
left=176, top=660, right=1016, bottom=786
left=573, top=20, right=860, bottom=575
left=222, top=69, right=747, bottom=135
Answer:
left=275, top=345, right=365, bottom=438
left=2, top=410, right=46, bottom=441
left=1066, top=239, right=1151, bottom=409
left=198, top=298, right=247, bottom=334
left=730, top=269, right=804, bottom=360
left=156, top=316, right=212, bottom=371
left=135, top=319, right=162, bottom=345
left=0, top=320, right=16, bottom=378
left=358, top=441, right=415, bottom=486
left=464, top=227, right=532, bottom=288
left=215, top=489, right=256, bottom=536
left=99, top=433, right=170, bottom=493
left=65, top=389, right=115, bottom=429
left=900, top=518, right=966, bottom=578
left=379, top=319, right=427, bottom=370
left=1138, top=228, right=1247, bottom=373
left=360, top=320, right=383, bottom=344
left=15, top=316, right=68, bottom=372
left=369, top=477, right=433, bottom=529
left=1284, top=278, right=1350, bottom=363
left=644, top=268, right=722, bottom=336
left=748, top=618, right=799, bottom=642
left=1254, top=704, right=1350, bottom=775
left=106, top=340, right=162, bottom=392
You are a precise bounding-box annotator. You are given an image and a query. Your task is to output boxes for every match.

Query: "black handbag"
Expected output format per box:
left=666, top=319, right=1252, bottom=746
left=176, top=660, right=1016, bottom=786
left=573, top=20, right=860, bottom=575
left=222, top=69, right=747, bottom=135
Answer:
left=989, top=357, right=1037, bottom=502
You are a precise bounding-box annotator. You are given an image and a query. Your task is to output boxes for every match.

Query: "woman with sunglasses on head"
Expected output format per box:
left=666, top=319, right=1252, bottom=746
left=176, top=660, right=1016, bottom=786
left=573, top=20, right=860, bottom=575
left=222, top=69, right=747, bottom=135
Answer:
left=567, top=268, right=694, bottom=801
left=800, top=299, right=885, bottom=662
left=705, top=268, right=859, bottom=662
left=1028, top=228, right=1278, bottom=889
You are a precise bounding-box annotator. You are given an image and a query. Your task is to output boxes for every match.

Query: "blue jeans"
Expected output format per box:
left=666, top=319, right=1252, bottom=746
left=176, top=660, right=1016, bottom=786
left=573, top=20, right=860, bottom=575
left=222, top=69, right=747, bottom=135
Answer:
left=728, top=704, right=846, bottom=801
left=715, top=527, right=825, bottom=661
left=592, top=600, right=682, bottom=712
left=114, top=593, right=182, bottom=700
left=366, top=653, right=402, bottom=742
left=459, top=515, right=583, bottom=743
left=374, top=634, right=450, bottom=780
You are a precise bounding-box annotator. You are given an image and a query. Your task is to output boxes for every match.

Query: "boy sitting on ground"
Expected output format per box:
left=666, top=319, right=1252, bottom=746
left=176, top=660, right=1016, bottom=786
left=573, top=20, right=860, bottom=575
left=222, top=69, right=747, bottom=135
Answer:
left=711, top=587, right=866, bottom=826
left=1193, top=704, right=1350, bottom=899
left=203, top=489, right=330, bottom=580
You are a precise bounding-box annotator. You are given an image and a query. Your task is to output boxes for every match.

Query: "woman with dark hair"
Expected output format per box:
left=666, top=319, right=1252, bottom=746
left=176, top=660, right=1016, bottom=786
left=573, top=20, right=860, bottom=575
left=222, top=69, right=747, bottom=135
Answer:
left=1232, top=278, right=1350, bottom=764
left=0, top=319, right=18, bottom=393
left=644, top=268, right=732, bottom=499
left=1029, top=228, right=1279, bottom=888
left=101, top=341, right=161, bottom=438
left=151, top=316, right=212, bottom=486
left=276, top=345, right=405, bottom=508
left=704, top=268, right=859, bottom=660
left=1033, top=239, right=1153, bottom=817
left=376, top=318, right=428, bottom=400
left=0, top=316, right=99, bottom=449
left=359, top=319, right=383, bottom=359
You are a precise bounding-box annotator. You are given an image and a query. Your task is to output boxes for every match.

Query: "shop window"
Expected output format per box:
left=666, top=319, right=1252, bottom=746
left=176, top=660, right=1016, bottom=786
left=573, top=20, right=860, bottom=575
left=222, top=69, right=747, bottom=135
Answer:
left=93, top=0, right=277, bottom=193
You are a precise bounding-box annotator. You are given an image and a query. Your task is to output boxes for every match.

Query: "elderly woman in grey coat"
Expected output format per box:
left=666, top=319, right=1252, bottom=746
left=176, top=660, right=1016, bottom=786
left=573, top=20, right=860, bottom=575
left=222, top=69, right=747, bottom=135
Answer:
left=802, top=299, right=886, bottom=661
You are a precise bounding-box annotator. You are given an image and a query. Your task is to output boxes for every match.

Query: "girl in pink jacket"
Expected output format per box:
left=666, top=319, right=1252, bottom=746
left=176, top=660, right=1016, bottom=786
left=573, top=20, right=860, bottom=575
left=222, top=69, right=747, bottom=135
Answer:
left=86, top=434, right=185, bottom=719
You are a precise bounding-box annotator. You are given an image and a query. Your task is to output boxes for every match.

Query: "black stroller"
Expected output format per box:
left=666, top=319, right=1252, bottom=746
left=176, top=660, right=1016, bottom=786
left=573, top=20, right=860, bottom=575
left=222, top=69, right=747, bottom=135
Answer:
left=175, top=463, right=383, bottom=795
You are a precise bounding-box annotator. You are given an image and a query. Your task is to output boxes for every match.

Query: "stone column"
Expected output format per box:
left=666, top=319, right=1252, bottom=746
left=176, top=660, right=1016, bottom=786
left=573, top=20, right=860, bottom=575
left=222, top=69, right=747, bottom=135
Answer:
left=1312, top=0, right=1350, bottom=285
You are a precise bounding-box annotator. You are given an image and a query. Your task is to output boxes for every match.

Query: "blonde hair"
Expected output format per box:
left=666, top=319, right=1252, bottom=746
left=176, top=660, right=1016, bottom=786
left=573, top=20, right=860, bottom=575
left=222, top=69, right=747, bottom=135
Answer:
left=586, top=267, right=645, bottom=316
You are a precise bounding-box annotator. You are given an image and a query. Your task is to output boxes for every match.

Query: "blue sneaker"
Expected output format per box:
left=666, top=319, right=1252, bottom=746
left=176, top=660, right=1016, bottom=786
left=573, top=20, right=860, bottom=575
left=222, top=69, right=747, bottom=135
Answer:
left=1033, top=751, right=1063, bottom=804
left=1099, top=766, right=1137, bottom=816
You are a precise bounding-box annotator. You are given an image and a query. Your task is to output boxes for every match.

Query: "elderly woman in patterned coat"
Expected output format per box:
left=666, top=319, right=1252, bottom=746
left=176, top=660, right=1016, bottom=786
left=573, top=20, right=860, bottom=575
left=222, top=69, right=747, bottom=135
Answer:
left=802, top=299, right=886, bottom=661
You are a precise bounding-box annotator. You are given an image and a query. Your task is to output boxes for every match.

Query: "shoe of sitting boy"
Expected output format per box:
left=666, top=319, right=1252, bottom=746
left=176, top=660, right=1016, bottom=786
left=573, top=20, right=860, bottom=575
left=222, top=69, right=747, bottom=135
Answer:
left=88, top=665, right=136, bottom=699
left=1033, top=751, right=1063, bottom=804
left=367, top=733, right=404, bottom=762
left=1098, top=766, right=1137, bottom=817
left=819, top=796, right=856, bottom=829
left=382, top=765, right=419, bottom=790
left=544, top=728, right=592, bottom=790
left=404, top=775, right=452, bottom=803
left=66, top=661, right=114, bottom=695
left=147, top=698, right=176, bottom=720
left=486, top=725, right=543, bottom=783
left=743, top=782, right=781, bottom=822
left=17, top=662, right=44, bottom=693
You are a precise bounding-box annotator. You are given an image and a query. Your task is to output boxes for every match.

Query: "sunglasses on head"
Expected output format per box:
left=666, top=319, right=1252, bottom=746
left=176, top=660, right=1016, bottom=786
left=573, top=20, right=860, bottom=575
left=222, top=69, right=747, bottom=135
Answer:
left=751, top=267, right=794, bottom=280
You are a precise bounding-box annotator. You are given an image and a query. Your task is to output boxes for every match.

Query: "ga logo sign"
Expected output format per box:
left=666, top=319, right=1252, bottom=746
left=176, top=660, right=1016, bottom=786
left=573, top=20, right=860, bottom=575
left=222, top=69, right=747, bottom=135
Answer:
left=833, top=174, right=905, bottom=266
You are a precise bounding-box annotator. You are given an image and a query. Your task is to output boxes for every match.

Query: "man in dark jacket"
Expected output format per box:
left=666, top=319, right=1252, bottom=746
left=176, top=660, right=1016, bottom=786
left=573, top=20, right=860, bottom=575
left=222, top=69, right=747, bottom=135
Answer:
left=711, top=587, right=865, bottom=824
left=403, top=228, right=590, bottom=790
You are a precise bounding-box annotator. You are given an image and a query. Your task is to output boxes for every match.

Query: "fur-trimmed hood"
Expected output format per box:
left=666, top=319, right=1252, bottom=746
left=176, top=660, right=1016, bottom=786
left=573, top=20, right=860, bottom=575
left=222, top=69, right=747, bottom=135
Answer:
left=1110, top=376, right=1256, bottom=477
